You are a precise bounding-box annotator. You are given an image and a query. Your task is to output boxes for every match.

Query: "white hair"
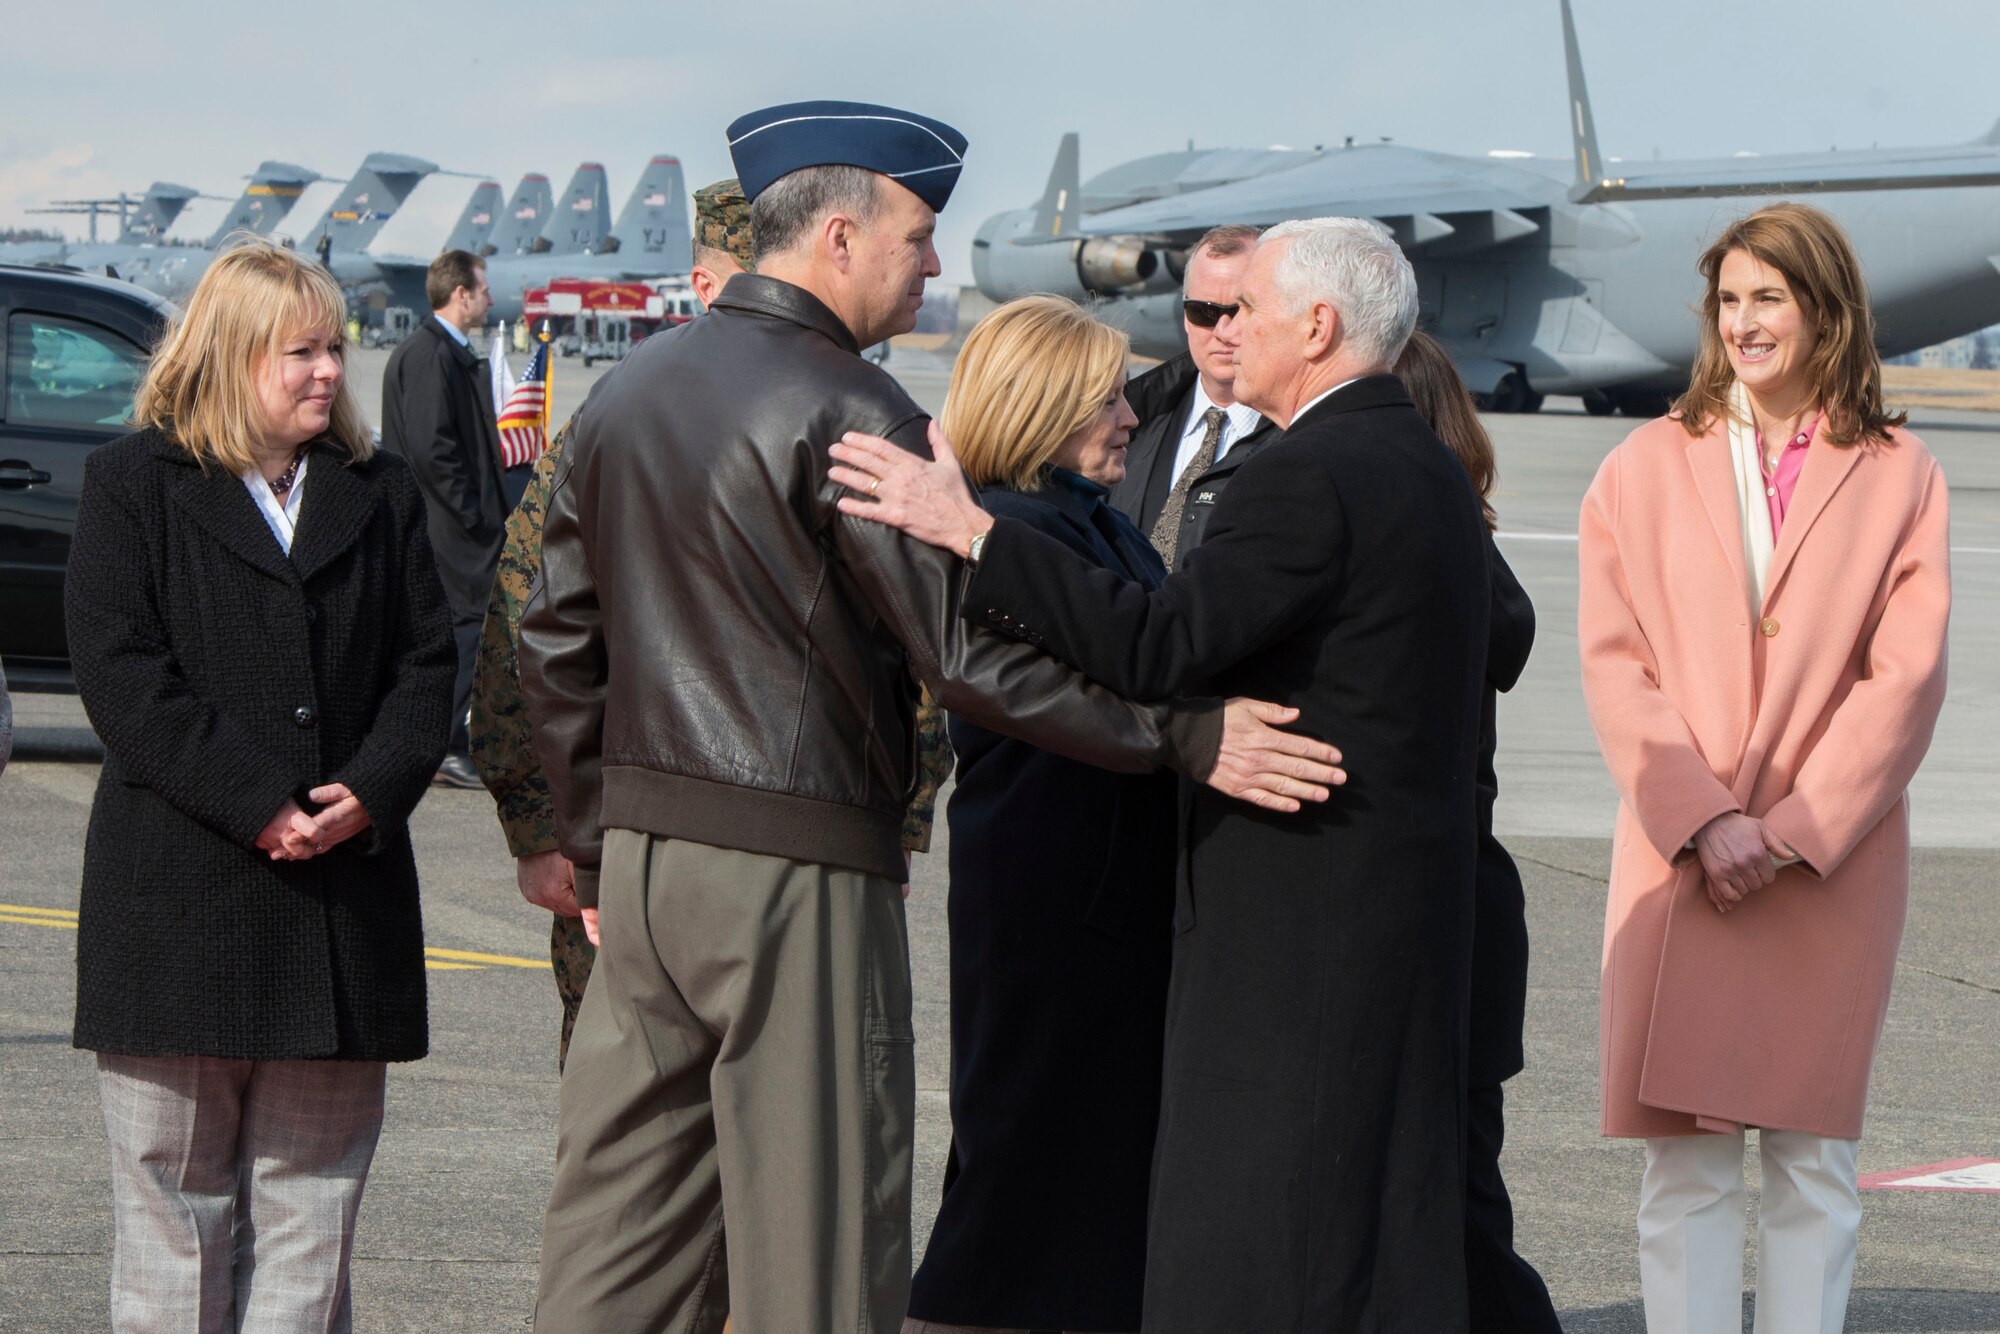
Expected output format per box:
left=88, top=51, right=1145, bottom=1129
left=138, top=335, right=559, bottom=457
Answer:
left=1260, top=216, right=1419, bottom=367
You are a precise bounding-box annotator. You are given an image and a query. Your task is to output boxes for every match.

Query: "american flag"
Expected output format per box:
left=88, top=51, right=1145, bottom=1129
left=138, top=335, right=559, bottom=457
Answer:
left=496, top=342, right=548, bottom=469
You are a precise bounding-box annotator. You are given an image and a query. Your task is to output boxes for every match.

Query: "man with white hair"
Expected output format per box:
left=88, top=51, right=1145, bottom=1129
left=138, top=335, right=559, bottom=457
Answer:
left=831, top=216, right=1493, bottom=1331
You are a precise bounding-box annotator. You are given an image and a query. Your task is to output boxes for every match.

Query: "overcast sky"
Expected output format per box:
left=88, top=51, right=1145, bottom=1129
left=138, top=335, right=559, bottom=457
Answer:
left=7, top=0, right=2000, bottom=285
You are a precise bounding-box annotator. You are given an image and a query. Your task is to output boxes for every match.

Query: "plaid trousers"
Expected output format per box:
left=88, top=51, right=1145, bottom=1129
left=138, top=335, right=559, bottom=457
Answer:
left=96, top=1053, right=387, bottom=1333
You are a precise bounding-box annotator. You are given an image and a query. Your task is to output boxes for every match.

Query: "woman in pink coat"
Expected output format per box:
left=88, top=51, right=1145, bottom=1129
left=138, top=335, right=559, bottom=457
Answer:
left=1579, top=201, right=1950, bottom=1334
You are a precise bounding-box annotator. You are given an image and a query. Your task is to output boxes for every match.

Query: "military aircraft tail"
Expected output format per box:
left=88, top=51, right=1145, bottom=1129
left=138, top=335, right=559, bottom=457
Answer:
left=536, top=163, right=612, bottom=256
left=442, top=180, right=502, bottom=255
left=1030, top=133, right=1082, bottom=241
left=1560, top=0, right=1608, bottom=203
left=205, top=161, right=320, bottom=247
left=302, top=152, right=439, bottom=255
left=118, top=183, right=205, bottom=244
left=598, top=155, right=689, bottom=265
left=489, top=174, right=553, bottom=256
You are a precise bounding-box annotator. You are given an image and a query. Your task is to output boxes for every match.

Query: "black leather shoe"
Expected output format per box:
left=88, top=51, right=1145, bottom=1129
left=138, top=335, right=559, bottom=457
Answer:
left=432, top=754, right=483, bottom=789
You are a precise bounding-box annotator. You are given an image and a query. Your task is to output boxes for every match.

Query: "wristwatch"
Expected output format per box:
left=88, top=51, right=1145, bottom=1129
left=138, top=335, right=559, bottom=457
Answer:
left=966, top=531, right=988, bottom=566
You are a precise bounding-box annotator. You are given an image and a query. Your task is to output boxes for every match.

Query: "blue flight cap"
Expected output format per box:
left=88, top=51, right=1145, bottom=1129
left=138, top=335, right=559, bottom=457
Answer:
left=726, top=100, right=969, bottom=213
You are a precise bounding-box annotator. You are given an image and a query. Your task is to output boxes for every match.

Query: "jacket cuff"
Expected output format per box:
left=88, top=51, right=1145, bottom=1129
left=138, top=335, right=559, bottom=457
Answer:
left=1642, top=788, right=1741, bottom=869
left=1760, top=794, right=1831, bottom=881
left=1163, top=698, right=1224, bottom=781
left=573, top=864, right=601, bottom=910
left=496, top=785, right=562, bottom=859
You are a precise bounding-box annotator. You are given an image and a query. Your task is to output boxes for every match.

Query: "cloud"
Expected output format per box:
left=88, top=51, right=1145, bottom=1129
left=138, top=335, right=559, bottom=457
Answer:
left=528, top=59, right=680, bottom=113
left=0, top=143, right=125, bottom=235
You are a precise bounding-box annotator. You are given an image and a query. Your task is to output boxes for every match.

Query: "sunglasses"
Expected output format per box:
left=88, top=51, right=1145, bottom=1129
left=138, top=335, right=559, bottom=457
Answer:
left=1182, top=299, right=1240, bottom=329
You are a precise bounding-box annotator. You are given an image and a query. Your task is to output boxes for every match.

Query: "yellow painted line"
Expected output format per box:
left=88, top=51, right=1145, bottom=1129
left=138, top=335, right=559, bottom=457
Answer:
left=0, top=903, right=79, bottom=920
left=425, top=962, right=487, bottom=971
left=0, top=912, right=76, bottom=929
left=0, top=908, right=544, bottom=971
left=424, top=946, right=550, bottom=971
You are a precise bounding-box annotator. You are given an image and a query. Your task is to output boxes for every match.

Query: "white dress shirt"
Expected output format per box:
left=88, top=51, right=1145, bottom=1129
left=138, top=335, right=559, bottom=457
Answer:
left=1291, top=376, right=1364, bottom=428
left=1168, top=379, right=1263, bottom=484
left=243, top=456, right=309, bottom=556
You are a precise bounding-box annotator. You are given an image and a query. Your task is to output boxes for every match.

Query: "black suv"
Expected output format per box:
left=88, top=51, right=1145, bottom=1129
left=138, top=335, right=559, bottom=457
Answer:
left=0, top=265, right=172, bottom=691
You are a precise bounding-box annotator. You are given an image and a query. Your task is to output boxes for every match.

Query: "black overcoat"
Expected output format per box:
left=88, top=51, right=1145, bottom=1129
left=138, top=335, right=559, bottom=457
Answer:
left=909, top=473, right=1177, bottom=1330
left=966, top=375, right=1491, bottom=1333
left=65, top=428, right=455, bottom=1061
left=381, top=317, right=507, bottom=620
left=1471, top=536, right=1536, bottom=1089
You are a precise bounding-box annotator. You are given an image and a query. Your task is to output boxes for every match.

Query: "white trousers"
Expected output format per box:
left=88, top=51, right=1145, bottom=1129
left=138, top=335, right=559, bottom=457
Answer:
left=1638, top=1130, right=1861, bottom=1334
left=97, top=1053, right=387, bottom=1334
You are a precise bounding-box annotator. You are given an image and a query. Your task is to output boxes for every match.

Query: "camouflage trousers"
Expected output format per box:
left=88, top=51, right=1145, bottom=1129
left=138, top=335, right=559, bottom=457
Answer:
left=551, top=913, right=598, bottom=1070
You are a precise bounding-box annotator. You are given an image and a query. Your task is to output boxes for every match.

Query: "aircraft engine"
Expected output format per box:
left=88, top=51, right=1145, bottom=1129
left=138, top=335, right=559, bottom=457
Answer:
left=1077, top=237, right=1156, bottom=292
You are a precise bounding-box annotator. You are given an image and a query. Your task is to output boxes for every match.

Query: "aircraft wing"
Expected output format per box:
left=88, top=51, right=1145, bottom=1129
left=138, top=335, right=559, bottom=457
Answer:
left=1574, top=143, right=2000, bottom=203
left=1073, top=145, right=1557, bottom=249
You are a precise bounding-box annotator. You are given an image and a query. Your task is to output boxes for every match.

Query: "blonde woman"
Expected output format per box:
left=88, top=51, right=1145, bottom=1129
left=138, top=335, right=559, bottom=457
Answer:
left=1579, top=203, right=1949, bottom=1332
left=903, top=296, right=1172, bottom=1334
left=64, top=238, right=455, bottom=1332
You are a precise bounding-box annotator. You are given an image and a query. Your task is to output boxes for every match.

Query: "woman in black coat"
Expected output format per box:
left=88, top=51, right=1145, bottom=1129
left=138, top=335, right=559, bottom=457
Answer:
left=65, top=239, right=455, bottom=1332
left=903, top=297, right=1178, bottom=1334
left=1395, top=331, right=1561, bottom=1334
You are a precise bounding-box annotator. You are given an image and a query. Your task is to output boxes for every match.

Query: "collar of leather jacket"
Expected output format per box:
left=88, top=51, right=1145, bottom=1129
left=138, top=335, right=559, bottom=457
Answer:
left=709, top=272, right=861, bottom=355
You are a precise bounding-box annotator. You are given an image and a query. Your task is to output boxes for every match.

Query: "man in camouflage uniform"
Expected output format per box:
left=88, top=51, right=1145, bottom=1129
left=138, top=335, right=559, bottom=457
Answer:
left=469, top=180, right=952, bottom=1066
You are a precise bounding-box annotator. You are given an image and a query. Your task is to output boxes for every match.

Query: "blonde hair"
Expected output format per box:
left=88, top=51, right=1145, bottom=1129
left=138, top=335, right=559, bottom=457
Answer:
left=1674, top=202, right=1905, bottom=446
left=134, top=236, right=373, bottom=472
left=941, top=296, right=1129, bottom=491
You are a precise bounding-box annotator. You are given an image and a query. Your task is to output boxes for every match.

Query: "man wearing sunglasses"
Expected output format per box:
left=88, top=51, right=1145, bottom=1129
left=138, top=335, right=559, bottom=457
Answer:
left=1111, top=224, right=1278, bottom=569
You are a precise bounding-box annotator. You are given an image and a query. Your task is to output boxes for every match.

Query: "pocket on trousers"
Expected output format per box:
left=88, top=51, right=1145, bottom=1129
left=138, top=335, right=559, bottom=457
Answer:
left=862, top=1027, right=914, bottom=1223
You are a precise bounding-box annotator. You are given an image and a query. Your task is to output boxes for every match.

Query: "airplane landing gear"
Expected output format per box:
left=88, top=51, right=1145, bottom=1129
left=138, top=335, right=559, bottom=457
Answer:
left=1478, top=371, right=1544, bottom=414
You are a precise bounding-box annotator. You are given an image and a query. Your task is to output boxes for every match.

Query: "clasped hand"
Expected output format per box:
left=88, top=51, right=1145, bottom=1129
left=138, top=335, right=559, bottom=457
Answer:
left=254, top=784, right=374, bottom=862
left=1694, top=811, right=1796, bottom=914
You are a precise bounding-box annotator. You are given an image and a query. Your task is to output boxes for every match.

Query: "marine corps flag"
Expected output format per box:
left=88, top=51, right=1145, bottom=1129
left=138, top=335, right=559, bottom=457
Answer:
left=496, top=339, right=548, bottom=469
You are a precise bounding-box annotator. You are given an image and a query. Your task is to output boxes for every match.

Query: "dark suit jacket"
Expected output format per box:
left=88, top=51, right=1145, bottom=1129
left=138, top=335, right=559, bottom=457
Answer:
left=382, top=316, right=507, bottom=619
left=65, top=428, right=455, bottom=1060
left=1471, top=536, right=1536, bottom=1090
left=967, top=374, right=1491, bottom=1333
left=1109, top=352, right=1278, bottom=568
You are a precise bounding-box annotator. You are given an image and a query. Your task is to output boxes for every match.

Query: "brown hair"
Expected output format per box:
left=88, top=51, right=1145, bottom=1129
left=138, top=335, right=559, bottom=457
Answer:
left=1674, top=201, right=1904, bottom=445
left=426, top=249, right=485, bottom=311
left=941, top=296, right=1129, bottom=491
left=133, top=238, right=372, bottom=473
left=1394, top=330, right=1497, bottom=531
left=1193, top=223, right=1261, bottom=261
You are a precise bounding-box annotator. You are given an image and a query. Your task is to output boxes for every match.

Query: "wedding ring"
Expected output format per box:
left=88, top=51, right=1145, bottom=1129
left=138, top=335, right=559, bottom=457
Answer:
left=869, top=478, right=880, bottom=496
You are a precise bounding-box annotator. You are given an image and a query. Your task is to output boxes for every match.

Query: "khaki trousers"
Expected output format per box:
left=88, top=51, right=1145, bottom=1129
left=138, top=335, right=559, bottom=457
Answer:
left=534, top=831, right=916, bottom=1334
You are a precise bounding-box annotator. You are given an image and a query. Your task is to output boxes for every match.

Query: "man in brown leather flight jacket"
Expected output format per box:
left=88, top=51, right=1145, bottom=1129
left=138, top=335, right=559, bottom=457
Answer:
left=518, top=101, right=1340, bottom=1334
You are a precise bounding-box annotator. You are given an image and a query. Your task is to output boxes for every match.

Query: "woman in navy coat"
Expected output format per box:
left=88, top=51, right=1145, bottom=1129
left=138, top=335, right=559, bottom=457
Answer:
left=904, top=297, right=1177, bottom=1334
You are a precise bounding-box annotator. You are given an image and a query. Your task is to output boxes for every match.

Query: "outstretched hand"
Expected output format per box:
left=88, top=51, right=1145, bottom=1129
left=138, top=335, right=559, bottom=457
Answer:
left=1208, top=699, right=1345, bottom=813
left=830, top=420, right=994, bottom=558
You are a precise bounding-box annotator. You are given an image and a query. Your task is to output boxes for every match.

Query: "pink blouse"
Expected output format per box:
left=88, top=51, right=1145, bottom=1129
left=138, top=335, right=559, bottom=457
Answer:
left=1759, top=415, right=1818, bottom=537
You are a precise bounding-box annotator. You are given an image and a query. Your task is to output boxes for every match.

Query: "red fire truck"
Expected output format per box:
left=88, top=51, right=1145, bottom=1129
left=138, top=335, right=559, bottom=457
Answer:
left=522, top=278, right=688, bottom=365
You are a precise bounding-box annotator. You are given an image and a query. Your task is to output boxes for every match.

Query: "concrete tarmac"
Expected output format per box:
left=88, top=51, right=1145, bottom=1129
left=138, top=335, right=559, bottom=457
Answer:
left=1, top=354, right=1994, bottom=1330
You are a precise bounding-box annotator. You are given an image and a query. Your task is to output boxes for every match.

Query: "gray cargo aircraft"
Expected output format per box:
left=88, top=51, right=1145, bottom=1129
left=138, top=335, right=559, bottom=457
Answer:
left=973, top=0, right=2000, bottom=413
left=0, top=162, right=319, bottom=272
left=393, top=155, right=692, bottom=322
left=93, top=154, right=437, bottom=304
left=486, top=174, right=554, bottom=257
left=536, top=163, right=613, bottom=256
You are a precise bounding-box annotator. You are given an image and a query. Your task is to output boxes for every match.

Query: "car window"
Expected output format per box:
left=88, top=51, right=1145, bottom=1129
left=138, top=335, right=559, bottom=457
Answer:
left=4, top=312, right=148, bottom=430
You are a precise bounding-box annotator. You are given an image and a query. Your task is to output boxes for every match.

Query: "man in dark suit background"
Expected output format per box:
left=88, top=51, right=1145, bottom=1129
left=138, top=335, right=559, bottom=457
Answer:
left=1111, top=224, right=1277, bottom=569
left=382, top=249, right=504, bottom=788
